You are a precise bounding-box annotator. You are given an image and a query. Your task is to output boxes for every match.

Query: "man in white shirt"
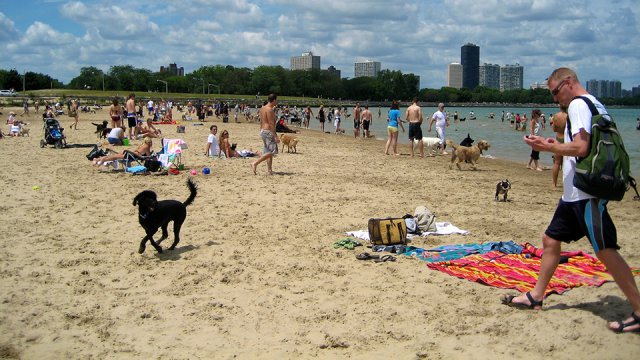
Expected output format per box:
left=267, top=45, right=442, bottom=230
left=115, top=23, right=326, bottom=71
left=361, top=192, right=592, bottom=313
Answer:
left=428, top=103, right=449, bottom=155
left=205, top=125, right=220, bottom=157
left=513, top=67, right=640, bottom=334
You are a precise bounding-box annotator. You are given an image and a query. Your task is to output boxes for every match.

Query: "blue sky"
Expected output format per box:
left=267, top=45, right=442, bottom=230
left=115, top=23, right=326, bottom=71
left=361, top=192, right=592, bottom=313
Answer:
left=1, top=0, right=639, bottom=90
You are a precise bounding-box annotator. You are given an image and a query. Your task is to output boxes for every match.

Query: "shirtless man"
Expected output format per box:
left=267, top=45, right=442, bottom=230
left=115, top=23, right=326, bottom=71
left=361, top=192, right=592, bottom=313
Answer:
left=251, top=94, right=279, bottom=175
left=361, top=105, right=373, bottom=138
left=353, top=102, right=361, bottom=139
left=406, top=97, right=424, bottom=157
left=126, top=94, right=137, bottom=140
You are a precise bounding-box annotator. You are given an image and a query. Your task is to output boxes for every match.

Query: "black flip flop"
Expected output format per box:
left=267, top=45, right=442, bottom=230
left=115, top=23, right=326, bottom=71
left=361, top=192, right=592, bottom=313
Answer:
left=374, top=254, right=397, bottom=263
left=501, top=292, right=543, bottom=310
left=356, top=252, right=380, bottom=260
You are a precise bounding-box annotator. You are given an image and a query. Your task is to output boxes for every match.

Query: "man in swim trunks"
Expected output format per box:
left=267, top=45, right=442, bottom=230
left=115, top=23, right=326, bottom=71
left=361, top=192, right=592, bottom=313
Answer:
left=126, top=93, right=137, bottom=140
left=406, top=97, right=424, bottom=157
left=252, top=94, right=279, bottom=175
left=353, top=102, right=361, bottom=139
left=361, top=105, right=372, bottom=138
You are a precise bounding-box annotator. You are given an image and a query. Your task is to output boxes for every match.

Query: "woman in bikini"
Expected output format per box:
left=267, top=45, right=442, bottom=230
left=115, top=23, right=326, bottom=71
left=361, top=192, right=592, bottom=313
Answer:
left=92, top=138, right=153, bottom=165
left=109, top=98, right=123, bottom=128
left=218, top=130, right=240, bottom=158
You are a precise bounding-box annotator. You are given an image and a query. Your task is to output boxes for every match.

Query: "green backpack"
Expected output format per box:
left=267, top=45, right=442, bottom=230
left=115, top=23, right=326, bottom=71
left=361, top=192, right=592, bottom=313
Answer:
left=567, top=96, right=639, bottom=201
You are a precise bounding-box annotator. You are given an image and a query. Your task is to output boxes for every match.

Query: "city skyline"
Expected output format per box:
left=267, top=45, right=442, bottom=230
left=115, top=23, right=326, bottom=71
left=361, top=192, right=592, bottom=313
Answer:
left=1, top=1, right=639, bottom=90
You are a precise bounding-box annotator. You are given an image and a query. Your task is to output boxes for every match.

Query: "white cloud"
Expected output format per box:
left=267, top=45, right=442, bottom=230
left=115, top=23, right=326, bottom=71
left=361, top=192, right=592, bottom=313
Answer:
left=0, top=0, right=638, bottom=88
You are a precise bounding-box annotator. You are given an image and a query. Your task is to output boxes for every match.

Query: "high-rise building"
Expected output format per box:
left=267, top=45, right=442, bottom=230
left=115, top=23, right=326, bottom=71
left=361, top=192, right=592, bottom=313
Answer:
left=447, top=62, right=462, bottom=89
left=160, top=63, right=184, bottom=76
left=354, top=60, right=381, bottom=78
left=290, top=52, right=321, bottom=71
left=587, top=79, right=622, bottom=98
left=500, top=64, right=523, bottom=91
left=323, top=66, right=341, bottom=79
left=479, top=63, right=500, bottom=89
left=461, top=43, right=480, bottom=90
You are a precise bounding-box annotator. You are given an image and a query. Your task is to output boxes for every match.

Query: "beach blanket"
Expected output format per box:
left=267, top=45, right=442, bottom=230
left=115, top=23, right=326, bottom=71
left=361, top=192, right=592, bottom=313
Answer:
left=405, top=241, right=522, bottom=263
left=346, top=222, right=469, bottom=242
left=426, top=242, right=640, bottom=296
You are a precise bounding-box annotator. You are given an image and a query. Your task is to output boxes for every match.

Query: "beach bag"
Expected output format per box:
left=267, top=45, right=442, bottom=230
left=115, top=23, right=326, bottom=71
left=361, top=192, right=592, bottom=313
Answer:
left=368, top=218, right=407, bottom=245
left=414, top=206, right=437, bottom=232
left=568, top=96, right=638, bottom=201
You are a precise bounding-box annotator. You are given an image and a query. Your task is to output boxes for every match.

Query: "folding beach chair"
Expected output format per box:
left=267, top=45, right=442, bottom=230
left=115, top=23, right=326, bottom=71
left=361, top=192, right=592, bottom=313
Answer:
left=158, top=138, right=188, bottom=169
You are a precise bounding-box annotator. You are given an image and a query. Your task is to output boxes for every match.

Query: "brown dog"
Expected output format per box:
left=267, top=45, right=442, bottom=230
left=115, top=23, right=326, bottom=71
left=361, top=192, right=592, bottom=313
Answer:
left=280, top=133, right=299, bottom=153
left=447, top=139, right=490, bottom=170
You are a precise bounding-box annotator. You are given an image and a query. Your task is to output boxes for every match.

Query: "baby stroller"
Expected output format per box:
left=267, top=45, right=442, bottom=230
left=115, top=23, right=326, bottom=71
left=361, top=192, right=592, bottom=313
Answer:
left=40, top=117, right=67, bottom=149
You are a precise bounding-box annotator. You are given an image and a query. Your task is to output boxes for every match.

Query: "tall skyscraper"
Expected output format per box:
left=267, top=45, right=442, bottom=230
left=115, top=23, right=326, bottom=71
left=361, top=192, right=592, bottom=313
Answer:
left=500, top=63, right=523, bottom=91
left=587, top=79, right=622, bottom=98
left=160, top=63, right=184, bottom=76
left=290, top=52, right=321, bottom=71
left=447, top=62, right=462, bottom=89
left=323, top=66, right=341, bottom=79
left=461, top=43, right=480, bottom=90
left=479, top=63, right=500, bottom=89
left=354, top=60, right=381, bottom=78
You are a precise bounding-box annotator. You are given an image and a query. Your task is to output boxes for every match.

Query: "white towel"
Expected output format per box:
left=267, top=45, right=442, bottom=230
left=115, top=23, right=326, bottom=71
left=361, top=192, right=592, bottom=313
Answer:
left=346, top=222, right=469, bottom=241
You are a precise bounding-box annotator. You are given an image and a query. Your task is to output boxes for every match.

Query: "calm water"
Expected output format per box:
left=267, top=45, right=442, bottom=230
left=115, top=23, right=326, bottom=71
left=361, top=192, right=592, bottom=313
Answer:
left=302, top=106, right=640, bottom=176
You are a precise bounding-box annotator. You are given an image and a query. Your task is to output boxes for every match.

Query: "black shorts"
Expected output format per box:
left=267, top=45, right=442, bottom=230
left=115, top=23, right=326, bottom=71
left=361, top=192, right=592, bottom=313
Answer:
left=530, top=149, right=540, bottom=160
left=545, top=198, right=618, bottom=252
left=362, top=119, right=370, bottom=130
left=408, top=123, right=423, bottom=140
left=127, top=116, right=137, bottom=128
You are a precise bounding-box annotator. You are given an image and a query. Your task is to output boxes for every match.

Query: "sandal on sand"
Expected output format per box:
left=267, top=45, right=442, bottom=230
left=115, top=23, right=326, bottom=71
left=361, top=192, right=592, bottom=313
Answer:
left=375, top=255, right=397, bottom=263
left=501, top=292, right=543, bottom=310
left=356, top=252, right=380, bottom=261
left=611, top=312, right=640, bottom=333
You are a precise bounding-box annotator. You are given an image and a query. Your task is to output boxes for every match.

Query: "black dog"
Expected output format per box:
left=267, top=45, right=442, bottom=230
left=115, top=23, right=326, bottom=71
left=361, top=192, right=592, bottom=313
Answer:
left=92, top=121, right=111, bottom=139
left=460, top=133, right=474, bottom=147
left=133, top=178, right=198, bottom=254
left=495, top=179, right=511, bottom=202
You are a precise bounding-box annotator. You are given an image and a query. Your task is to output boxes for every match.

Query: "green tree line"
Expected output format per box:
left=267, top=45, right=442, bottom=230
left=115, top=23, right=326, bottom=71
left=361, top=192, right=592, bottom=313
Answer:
left=2, top=66, right=639, bottom=106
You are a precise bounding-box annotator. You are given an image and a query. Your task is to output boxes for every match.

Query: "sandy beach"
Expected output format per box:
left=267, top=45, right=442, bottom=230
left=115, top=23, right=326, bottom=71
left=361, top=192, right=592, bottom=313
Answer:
left=1, top=106, right=639, bottom=359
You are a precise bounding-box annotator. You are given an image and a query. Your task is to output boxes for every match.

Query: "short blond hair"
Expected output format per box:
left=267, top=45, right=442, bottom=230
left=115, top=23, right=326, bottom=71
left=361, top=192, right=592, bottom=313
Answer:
left=548, top=67, right=579, bottom=84
left=143, top=137, right=153, bottom=144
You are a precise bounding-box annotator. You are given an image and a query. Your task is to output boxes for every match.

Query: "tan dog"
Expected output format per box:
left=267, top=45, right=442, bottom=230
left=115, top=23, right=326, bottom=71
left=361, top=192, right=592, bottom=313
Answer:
left=19, top=127, right=30, bottom=137
left=447, top=139, right=490, bottom=170
left=280, top=133, right=299, bottom=153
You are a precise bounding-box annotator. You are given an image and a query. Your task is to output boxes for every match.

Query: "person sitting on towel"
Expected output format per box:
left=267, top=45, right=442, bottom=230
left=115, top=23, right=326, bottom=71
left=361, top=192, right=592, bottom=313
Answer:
left=92, top=138, right=153, bottom=165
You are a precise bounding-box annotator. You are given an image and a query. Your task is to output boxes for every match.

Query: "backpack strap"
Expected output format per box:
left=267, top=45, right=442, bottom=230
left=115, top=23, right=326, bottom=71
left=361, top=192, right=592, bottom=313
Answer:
left=566, top=95, right=598, bottom=142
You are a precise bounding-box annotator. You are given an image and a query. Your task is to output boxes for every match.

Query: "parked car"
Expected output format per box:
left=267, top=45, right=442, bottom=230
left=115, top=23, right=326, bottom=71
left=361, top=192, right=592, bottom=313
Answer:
left=0, top=90, right=17, bottom=97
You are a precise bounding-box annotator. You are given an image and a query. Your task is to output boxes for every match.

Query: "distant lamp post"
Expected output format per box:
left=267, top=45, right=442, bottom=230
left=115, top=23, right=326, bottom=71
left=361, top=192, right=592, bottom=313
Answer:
left=207, top=83, right=220, bottom=95
left=194, top=77, right=205, bottom=94
left=157, top=80, right=168, bottom=93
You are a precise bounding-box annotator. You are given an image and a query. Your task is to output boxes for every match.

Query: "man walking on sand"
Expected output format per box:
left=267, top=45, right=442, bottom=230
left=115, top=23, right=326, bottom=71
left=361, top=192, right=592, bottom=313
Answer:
left=252, top=94, right=279, bottom=175
left=406, top=97, right=424, bottom=157
left=509, top=67, right=640, bottom=334
left=361, top=105, right=373, bottom=138
left=126, top=93, right=136, bottom=140
left=428, top=102, right=449, bottom=155
left=353, top=102, right=361, bottom=139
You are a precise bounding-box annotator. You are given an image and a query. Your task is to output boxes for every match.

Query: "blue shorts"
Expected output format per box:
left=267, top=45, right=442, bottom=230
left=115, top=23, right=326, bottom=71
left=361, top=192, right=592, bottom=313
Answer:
left=108, top=137, right=122, bottom=145
left=544, top=198, right=618, bottom=252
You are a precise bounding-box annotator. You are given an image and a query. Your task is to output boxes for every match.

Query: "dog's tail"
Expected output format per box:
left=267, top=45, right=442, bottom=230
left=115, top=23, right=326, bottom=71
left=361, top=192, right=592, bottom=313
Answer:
left=446, top=139, right=458, bottom=150
left=183, top=178, right=198, bottom=207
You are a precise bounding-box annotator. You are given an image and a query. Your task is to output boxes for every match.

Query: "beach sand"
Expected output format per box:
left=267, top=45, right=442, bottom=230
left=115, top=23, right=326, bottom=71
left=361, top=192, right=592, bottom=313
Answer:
left=1, top=106, right=639, bottom=359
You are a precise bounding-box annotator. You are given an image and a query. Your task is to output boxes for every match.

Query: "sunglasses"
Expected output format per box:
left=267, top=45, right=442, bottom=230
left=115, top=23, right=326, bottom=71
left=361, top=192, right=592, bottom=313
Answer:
left=551, top=78, right=569, bottom=96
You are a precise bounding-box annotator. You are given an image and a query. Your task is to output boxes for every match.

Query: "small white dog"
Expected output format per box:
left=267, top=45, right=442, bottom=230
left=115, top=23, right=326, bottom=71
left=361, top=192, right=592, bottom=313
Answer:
left=414, top=137, right=443, bottom=156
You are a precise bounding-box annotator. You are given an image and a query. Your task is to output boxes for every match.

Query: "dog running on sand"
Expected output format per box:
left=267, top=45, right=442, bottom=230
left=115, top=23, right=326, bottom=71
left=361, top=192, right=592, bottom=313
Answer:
left=446, top=139, right=491, bottom=170
left=132, top=178, right=197, bottom=254
left=495, top=179, right=511, bottom=202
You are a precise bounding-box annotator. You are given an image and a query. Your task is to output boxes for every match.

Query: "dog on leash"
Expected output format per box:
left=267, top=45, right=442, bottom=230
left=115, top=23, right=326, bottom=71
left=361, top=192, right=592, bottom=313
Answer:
left=495, top=179, right=511, bottom=202
left=132, top=178, right=198, bottom=254
left=447, top=139, right=491, bottom=170
left=280, top=133, right=299, bottom=153
left=414, top=137, right=443, bottom=156
left=92, top=121, right=111, bottom=139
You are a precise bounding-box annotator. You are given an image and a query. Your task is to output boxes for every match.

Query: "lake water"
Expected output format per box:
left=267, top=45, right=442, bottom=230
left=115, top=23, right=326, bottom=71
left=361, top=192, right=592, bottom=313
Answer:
left=300, top=106, right=640, bottom=177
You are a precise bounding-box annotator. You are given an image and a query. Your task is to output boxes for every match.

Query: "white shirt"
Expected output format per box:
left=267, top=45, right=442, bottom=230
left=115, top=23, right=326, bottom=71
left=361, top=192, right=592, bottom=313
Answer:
left=147, top=100, right=154, bottom=108
left=432, top=110, right=446, bottom=128
left=562, top=94, right=606, bottom=202
left=108, top=127, right=123, bottom=139
left=207, top=134, right=220, bottom=156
